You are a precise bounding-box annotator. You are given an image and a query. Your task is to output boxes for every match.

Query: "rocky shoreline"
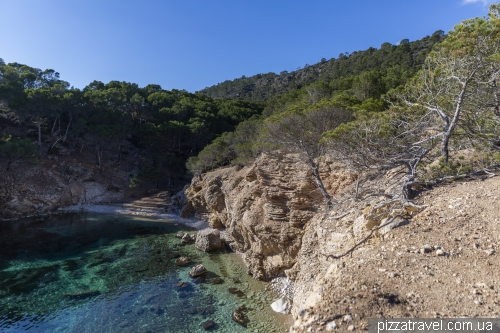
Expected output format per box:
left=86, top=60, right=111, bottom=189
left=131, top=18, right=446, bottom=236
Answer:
left=176, top=153, right=500, bottom=332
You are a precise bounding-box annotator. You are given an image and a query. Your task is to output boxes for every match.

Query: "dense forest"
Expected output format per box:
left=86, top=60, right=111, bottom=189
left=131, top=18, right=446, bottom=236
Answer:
left=199, top=30, right=445, bottom=101
left=0, top=63, right=263, bottom=187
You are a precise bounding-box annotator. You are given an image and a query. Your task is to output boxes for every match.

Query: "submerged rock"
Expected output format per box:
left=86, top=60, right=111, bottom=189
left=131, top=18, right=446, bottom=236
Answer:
left=228, top=287, right=245, bottom=297
left=195, top=228, right=222, bottom=252
left=175, top=256, right=190, bottom=266
left=63, top=290, right=100, bottom=299
left=202, top=320, right=216, bottom=330
left=232, top=308, right=249, bottom=326
left=210, top=277, right=224, bottom=284
left=189, top=264, right=207, bottom=277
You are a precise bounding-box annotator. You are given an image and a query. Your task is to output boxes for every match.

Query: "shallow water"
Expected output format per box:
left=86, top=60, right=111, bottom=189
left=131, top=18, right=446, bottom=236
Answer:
left=0, top=213, right=289, bottom=333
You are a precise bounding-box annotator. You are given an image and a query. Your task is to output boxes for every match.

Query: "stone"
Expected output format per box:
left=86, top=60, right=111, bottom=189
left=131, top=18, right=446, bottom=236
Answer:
left=189, top=264, right=207, bottom=277
left=326, top=321, right=338, bottom=330
left=232, top=309, right=249, bottom=326
left=270, top=297, right=291, bottom=314
left=344, top=314, right=353, bottom=322
left=421, top=244, right=433, bottom=253
left=202, top=320, right=215, bottom=330
left=378, top=217, right=410, bottom=235
left=195, top=228, right=222, bottom=252
left=228, top=287, right=245, bottom=297
left=348, top=325, right=355, bottom=331
left=181, top=233, right=192, bottom=245
left=175, top=257, right=190, bottom=266
left=436, top=249, right=445, bottom=256
left=211, top=277, right=224, bottom=284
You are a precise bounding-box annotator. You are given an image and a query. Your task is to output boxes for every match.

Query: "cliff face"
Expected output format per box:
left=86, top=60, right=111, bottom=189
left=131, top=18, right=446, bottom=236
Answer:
left=0, top=143, right=145, bottom=218
left=180, top=153, right=356, bottom=280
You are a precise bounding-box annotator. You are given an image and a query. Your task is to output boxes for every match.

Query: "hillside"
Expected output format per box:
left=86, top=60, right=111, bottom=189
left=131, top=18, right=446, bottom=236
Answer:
left=198, top=30, right=445, bottom=101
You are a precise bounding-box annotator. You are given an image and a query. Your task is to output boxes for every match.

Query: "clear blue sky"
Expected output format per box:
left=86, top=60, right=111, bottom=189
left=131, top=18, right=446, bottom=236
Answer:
left=0, top=0, right=493, bottom=92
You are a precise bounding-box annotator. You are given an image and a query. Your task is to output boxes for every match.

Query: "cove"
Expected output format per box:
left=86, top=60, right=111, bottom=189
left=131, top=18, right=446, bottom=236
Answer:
left=0, top=213, right=289, bottom=333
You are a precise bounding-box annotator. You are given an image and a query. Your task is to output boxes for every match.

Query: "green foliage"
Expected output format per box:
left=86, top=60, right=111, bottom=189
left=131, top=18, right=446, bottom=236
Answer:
left=0, top=136, right=38, bottom=170
left=200, top=33, right=445, bottom=101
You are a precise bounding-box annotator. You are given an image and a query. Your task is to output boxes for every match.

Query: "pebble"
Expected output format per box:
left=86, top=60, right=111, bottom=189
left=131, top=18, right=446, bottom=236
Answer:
left=387, top=272, right=399, bottom=278
left=326, top=321, right=338, bottom=330
left=436, top=249, right=445, bottom=256
left=421, top=244, right=433, bottom=253
left=344, top=314, right=353, bottom=322
left=348, top=325, right=355, bottom=331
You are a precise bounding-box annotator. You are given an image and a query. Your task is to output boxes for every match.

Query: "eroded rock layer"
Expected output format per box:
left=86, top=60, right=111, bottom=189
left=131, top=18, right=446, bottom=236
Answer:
left=180, top=153, right=355, bottom=280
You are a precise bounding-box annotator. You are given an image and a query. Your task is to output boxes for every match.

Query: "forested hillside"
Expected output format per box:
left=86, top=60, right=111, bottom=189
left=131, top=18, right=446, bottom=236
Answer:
left=0, top=62, right=264, bottom=189
left=190, top=5, right=500, bottom=204
left=199, top=30, right=445, bottom=101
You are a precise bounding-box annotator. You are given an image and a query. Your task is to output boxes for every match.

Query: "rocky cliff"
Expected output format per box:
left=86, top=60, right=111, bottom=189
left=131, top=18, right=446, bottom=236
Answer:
left=180, top=153, right=500, bottom=332
left=0, top=143, right=146, bottom=218
left=179, top=153, right=356, bottom=280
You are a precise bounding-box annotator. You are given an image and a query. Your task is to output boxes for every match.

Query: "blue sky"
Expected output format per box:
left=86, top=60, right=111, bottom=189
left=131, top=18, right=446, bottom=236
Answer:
left=0, top=0, right=493, bottom=92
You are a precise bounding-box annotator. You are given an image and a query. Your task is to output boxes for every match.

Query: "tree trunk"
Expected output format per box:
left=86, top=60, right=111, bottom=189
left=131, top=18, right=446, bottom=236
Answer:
left=441, top=83, right=468, bottom=163
left=63, top=115, right=72, bottom=143
left=51, top=116, right=59, bottom=136
left=96, top=144, right=103, bottom=175
left=308, top=157, right=332, bottom=210
left=37, top=119, right=42, bottom=153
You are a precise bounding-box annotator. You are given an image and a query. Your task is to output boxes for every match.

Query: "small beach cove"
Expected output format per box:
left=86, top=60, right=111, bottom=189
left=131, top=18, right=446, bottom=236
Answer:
left=0, top=211, right=291, bottom=333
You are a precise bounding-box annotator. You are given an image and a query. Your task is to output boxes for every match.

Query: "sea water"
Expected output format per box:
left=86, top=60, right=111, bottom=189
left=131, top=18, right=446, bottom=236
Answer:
left=0, top=213, right=289, bottom=333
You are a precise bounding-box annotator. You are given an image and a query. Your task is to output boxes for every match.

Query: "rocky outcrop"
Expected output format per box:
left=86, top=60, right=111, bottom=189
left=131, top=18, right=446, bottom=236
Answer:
left=180, top=153, right=356, bottom=280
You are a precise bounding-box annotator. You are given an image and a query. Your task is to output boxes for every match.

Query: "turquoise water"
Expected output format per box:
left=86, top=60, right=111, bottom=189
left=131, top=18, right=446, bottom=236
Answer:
left=0, top=213, right=288, bottom=333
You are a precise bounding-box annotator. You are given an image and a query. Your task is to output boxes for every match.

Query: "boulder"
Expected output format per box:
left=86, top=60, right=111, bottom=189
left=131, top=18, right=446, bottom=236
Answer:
left=270, top=297, right=291, bottom=314
left=195, top=228, right=222, bottom=252
left=189, top=264, right=207, bottom=277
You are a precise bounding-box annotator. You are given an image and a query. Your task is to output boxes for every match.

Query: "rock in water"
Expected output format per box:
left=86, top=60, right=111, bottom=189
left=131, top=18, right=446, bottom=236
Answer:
left=232, top=309, right=249, bottom=326
left=189, top=264, right=207, bottom=277
left=63, top=290, right=100, bottom=299
left=270, top=297, right=291, bottom=314
left=175, top=256, right=190, bottom=266
left=195, top=228, right=222, bottom=252
left=202, top=320, right=215, bottom=330
left=181, top=233, right=194, bottom=245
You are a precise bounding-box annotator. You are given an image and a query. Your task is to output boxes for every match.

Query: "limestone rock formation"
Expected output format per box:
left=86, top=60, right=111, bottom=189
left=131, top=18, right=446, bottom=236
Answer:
left=180, top=153, right=356, bottom=280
